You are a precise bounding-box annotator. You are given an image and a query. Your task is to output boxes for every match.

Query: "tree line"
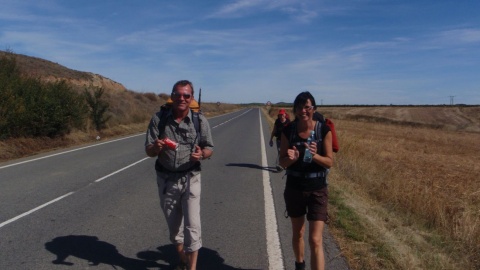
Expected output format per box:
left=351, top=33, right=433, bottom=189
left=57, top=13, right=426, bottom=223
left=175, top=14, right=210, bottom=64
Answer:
left=0, top=52, right=110, bottom=140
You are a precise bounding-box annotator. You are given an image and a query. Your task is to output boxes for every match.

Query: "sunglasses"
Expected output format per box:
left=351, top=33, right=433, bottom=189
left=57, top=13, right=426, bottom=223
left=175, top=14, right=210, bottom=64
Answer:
left=172, top=92, right=192, bottom=99
left=298, top=105, right=314, bottom=111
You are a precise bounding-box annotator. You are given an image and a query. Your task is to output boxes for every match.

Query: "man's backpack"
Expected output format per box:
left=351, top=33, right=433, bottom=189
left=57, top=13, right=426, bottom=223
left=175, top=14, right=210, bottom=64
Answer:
left=156, top=98, right=201, bottom=140
left=313, top=111, right=339, bottom=153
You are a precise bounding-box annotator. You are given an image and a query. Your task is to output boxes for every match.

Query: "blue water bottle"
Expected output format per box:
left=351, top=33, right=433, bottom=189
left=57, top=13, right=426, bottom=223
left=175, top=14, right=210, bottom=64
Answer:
left=303, top=130, right=315, bottom=163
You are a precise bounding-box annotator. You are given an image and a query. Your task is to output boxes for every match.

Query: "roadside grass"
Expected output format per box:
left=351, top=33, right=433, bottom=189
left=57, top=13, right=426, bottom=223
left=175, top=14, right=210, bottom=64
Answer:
left=0, top=102, right=242, bottom=162
left=329, top=118, right=478, bottom=270
left=264, top=106, right=479, bottom=270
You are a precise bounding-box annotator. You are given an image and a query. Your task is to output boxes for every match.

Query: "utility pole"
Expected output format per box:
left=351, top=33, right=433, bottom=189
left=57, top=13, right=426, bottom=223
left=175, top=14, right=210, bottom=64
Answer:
left=449, top=96, right=455, bottom=105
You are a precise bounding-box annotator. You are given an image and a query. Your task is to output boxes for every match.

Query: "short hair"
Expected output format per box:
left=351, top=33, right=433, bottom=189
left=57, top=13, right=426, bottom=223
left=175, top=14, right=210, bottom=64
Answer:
left=293, top=91, right=317, bottom=111
left=171, top=80, right=194, bottom=96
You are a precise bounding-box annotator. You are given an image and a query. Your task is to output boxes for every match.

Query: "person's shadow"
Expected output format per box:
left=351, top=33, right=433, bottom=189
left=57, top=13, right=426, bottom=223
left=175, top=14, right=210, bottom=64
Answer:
left=225, top=163, right=279, bottom=173
left=138, top=245, right=262, bottom=270
left=45, top=235, right=261, bottom=269
left=45, top=235, right=162, bottom=269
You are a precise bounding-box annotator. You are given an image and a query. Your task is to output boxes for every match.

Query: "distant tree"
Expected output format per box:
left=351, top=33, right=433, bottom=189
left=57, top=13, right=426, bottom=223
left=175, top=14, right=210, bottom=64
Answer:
left=84, top=87, right=111, bottom=131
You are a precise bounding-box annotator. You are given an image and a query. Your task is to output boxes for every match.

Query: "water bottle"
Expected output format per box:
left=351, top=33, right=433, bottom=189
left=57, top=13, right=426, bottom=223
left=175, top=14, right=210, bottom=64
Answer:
left=303, top=130, right=315, bottom=163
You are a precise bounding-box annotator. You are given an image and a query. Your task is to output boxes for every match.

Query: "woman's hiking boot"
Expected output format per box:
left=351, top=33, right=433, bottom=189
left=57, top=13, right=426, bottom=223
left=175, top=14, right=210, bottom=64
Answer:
left=295, top=260, right=306, bottom=270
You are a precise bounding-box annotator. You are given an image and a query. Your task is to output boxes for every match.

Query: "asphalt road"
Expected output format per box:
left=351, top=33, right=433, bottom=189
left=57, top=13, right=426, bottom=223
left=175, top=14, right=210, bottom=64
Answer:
left=0, top=108, right=349, bottom=270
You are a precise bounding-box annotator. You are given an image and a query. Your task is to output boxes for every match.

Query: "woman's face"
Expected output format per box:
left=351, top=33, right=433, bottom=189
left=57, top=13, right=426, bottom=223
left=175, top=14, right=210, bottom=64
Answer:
left=295, top=99, right=314, bottom=121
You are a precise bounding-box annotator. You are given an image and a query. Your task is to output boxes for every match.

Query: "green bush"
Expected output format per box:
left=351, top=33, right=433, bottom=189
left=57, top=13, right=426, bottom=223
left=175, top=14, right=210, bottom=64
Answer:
left=84, top=87, right=111, bottom=131
left=0, top=53, right=87, bottom=139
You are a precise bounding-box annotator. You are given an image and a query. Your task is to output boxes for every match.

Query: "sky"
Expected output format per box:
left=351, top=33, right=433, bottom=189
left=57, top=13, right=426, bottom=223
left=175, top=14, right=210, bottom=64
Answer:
left=1, top=0, right=479, bottom=105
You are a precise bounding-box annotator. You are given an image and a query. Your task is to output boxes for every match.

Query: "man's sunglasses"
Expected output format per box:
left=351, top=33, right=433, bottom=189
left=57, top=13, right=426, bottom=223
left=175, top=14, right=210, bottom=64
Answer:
left=172, top=92, right=192, bottom=99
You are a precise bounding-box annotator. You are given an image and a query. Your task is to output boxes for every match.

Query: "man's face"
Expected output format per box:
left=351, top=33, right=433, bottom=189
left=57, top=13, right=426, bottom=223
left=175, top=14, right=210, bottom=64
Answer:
left=171, top=85, right=193, bottom=112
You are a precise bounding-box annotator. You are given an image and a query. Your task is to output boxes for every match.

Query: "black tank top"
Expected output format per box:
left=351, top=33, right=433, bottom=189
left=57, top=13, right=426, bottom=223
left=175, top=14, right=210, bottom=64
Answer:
left=282, top=120, right=330, bottom=191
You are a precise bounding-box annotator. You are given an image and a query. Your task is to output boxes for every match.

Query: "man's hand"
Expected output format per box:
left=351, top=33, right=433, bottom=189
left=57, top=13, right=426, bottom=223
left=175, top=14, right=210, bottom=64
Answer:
left=146, top=139, right=165, bottom=157
left=190, top=145, right=203, bottom=161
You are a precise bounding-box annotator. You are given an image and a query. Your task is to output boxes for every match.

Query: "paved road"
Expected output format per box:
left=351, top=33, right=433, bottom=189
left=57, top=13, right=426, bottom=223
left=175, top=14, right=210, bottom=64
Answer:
left=0, top=108, right=349, bottom=269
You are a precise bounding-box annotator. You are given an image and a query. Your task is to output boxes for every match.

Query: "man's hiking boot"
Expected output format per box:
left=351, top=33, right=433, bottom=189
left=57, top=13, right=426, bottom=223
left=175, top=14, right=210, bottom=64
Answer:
left=295, top=260, right=305, bottom=270
left=276, top=165, right=284, bottom=172
left=175, top=261, right=188, bottom=270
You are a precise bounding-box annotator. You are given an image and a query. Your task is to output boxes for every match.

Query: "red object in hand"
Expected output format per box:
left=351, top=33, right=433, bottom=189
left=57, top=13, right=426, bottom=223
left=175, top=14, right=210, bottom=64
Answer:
left=164, top=138, right=178, bottom=151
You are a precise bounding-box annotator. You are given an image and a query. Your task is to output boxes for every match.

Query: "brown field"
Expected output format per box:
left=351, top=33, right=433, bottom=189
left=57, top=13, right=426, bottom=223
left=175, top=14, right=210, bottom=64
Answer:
left=267, top=106, right=480, bottom=270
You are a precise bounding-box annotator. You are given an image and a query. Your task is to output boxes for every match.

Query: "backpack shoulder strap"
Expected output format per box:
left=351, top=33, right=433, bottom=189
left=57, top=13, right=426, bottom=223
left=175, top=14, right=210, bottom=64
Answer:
left=315, top=120, right=323, bottom=142
left=156, top=105, right=173, bottom=138
left=191, top=110, right=201, bottom=139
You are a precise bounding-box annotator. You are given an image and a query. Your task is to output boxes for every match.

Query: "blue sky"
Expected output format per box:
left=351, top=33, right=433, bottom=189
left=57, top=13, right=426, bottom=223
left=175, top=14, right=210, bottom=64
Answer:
left=1, top=0, right=479, bottom=105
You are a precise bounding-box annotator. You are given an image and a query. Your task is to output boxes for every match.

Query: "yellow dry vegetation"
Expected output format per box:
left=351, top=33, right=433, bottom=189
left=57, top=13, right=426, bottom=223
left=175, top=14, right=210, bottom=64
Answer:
left=267, top=105, right=479, bottom=270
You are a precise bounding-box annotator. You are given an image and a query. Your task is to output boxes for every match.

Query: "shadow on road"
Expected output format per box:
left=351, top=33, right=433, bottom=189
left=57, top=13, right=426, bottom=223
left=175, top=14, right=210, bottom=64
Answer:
left=45, top=235, right=261, bottom=269
left=225, top=162, right=279, bottom=173
left=45, top=235, right=162, bottom=269
left=139, top=245, right=262, bottom=270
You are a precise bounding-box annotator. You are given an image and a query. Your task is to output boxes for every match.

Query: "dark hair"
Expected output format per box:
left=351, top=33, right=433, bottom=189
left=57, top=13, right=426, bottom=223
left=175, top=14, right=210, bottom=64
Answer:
left=171, top=80, right=194, bottom=96
left=293, top=91, right=316, bottom=112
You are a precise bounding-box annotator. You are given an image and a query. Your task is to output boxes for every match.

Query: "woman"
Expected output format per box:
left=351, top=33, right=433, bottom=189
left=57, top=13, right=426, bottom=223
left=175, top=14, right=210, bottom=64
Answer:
left=279, top=91, right=334, bottom=270
left=269, top=108, right=291, bottom=171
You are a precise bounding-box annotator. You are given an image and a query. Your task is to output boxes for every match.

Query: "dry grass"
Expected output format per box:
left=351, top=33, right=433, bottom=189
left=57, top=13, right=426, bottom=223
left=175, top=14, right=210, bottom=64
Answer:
left=331, top=119, right=479, bottom=269
left=266, top=105, right=480, bottom=270
left=0, top=98, right=242, bottom=162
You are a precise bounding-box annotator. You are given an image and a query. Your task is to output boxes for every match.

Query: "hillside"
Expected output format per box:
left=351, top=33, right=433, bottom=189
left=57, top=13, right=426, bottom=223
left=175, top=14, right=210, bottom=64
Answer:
left=0, top=51, right=242, bottom=161
left=0, top=50, right=127, bottom=93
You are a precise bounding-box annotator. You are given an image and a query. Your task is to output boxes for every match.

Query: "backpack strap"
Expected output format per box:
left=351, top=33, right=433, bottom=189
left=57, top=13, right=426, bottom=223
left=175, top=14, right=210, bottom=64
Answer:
left=191, top=109, right=201, bottom=143
left=157, top=105, right=171, bottom=138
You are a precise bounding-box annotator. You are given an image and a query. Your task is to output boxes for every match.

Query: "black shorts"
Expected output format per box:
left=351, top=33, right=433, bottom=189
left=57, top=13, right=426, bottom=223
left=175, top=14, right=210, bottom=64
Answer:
left=284, top=186, right=328, bottom=221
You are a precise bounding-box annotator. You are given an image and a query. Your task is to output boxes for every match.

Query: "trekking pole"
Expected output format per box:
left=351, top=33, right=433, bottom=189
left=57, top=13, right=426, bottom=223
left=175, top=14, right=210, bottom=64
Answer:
left=198, top=87, right=202, bottom=112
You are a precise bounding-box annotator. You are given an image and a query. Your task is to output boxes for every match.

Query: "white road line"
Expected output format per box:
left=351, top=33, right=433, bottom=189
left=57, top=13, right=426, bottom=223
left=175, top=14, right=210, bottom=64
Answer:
left=94, top=157, right=149, bottom=182
left=259, top=109, right=285, bottom=270
left=0, top=157, right=149, bottom=229
left=0, top=133, right=144, bottom=170
left=0, top=192, right=74, bottom=228
left=211, top=109, right=252, bottom=129
left=0, top=109, right=249, bottom=170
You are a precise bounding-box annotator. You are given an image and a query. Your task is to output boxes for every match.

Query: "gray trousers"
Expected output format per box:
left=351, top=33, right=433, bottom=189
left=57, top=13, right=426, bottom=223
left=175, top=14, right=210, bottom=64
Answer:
left=156, top=171, right=202, bottom=252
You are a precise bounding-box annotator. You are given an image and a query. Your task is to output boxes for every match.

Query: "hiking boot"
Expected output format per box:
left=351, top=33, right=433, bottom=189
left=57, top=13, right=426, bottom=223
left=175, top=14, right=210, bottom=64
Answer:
left=175, top=261, right=188, bottom=270
left=276, top=165, right=284, bottom=172
left=295, top=261, right=305, bottom=270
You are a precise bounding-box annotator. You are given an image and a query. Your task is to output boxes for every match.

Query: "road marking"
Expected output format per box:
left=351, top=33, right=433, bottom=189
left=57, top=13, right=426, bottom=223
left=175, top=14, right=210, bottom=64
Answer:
left=94, top=157, right=149, bottom=182
left=259, top=109, right=285, bottom=270
left=211, top=109, right=252, bottom=129
left=0, top=109, right=249, bottom=170
left=0, top=133, right=144, bottom=170
left=0, top=157, right=149, bottom=229
left=0, top=192, right=74, bottom=228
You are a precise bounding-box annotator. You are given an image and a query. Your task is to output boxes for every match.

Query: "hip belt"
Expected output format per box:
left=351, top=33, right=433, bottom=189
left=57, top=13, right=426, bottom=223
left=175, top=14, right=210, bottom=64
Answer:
left=286, top=169, right=326, bottom=179
left=155, top=160, right=201, bottom=174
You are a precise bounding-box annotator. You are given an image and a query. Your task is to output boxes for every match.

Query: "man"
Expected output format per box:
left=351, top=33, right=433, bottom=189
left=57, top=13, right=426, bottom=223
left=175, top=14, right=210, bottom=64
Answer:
left=269, top=108, right=290, bottom=172
left=145, top=80, right=214, bottom=270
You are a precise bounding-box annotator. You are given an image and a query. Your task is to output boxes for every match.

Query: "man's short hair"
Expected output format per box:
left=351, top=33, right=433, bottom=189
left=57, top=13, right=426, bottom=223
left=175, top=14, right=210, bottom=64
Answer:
left=172, top=80, right=194, bottom=96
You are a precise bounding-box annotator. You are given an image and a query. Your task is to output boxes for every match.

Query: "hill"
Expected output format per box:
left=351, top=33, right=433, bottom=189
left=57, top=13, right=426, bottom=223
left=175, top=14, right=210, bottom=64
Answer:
left=0, top=51, right=242, bottom=161
left=0, top=50, right=126, bottom=93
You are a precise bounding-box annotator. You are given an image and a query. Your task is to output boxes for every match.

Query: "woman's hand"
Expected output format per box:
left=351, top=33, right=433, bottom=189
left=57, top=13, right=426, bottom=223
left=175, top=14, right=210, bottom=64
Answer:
left=305, top=141, right=317, bottom=157
left=287, top=146, right=300, bottom=161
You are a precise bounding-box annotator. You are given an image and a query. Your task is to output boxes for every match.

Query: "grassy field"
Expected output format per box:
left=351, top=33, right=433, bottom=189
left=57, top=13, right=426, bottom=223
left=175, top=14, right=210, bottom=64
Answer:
left=266, top=106, right=479, bottom=270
